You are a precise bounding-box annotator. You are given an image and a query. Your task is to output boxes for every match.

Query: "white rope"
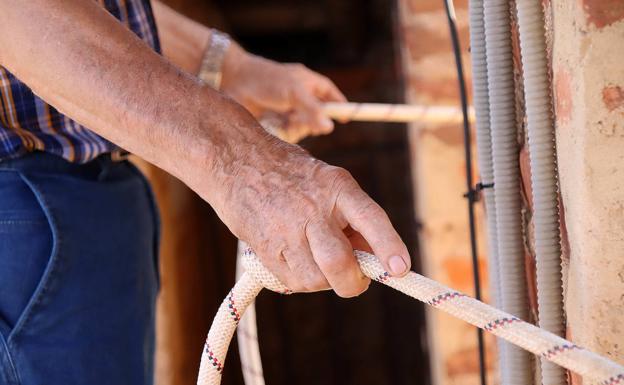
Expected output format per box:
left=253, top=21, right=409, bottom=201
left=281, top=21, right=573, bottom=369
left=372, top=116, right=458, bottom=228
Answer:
left=197, top=249, right=624, bottom=385
left=235, top=242, right=265, bottom=385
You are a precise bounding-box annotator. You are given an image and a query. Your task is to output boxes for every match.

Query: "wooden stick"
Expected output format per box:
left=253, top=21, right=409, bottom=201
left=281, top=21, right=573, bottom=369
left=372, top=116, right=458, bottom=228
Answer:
left=322, top=102, right=475, bottom=124
left=259, top=102, right=476, bottom=142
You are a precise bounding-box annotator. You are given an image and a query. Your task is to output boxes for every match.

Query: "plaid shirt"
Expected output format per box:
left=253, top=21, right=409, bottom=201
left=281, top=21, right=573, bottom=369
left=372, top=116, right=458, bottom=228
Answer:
left=0, top=0, right=160, bottom=163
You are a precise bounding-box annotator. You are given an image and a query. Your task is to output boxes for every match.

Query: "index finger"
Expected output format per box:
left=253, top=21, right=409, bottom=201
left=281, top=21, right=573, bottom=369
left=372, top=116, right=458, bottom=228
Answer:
left=336, top=181, right=411, bottom=277
left=316, top=77, right=347, bottom=103
left=304, top=70, right=347, bottom=103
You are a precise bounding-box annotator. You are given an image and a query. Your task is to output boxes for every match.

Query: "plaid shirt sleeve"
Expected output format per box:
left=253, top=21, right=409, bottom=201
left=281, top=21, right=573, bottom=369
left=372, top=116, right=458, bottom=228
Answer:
left=0, top=0, right=161, bottom=163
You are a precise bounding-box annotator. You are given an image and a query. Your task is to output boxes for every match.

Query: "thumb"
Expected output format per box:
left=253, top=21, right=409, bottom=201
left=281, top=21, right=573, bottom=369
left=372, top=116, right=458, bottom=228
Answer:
left=336, top=179, right=411, bottom=277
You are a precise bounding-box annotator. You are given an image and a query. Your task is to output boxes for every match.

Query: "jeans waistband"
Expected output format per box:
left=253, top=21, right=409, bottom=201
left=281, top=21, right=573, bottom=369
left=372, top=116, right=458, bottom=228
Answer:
left=0, top=151, right=134, bottom=181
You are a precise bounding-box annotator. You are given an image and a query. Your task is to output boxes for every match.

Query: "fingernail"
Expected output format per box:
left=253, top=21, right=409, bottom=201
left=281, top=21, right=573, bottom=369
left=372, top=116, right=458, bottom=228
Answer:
left=389, top=255, right=407, bottom=275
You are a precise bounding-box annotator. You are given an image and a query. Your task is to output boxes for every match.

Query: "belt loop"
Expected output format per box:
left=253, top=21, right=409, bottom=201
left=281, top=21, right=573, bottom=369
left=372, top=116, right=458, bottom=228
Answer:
left=110, top=151, right=129, bottom=162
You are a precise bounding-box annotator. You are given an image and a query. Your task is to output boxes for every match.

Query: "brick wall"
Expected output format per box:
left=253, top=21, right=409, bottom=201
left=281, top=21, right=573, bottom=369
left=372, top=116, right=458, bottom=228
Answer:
left=398, top=1, right=497, bottom=384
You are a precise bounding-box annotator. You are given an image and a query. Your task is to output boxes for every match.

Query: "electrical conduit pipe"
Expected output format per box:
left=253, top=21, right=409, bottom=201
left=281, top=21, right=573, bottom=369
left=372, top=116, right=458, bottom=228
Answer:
left=515, top=1, right=566, bottom=385
left=468, top=0, right=507, bottom=378
left=484, top=1, right=532, bottom=384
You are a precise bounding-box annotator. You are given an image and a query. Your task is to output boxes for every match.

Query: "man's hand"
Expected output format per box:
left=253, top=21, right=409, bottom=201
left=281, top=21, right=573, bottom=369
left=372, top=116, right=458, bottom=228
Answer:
left=153, top=1, right=343, bottom=143
left=150, top=5, right=409, bottom=296
left=207, top=128, right=411, bottom=296
left=221, top=45, right=347, bottom=143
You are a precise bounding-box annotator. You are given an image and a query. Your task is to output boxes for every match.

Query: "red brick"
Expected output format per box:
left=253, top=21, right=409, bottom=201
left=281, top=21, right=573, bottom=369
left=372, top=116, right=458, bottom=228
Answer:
left=402, top=19, right=470, bottom=61
left=403, top=24, right=451, bottom=59
left=409, top=76, right=461, bottom=104
left=554, top=67, right=573, bottom=125
left=602, top=85, right=624, bottom=111
left=442, top=256, right=488, bottom=293
left=511, top=18, right=523, bottom=77
left=582, top=0, right=624, bottom=29
left=519, top=146, right=533, bottom=209
left=559, top=195, right=571, bottom=264
left=406, top=0, right=467, bottom=14
left=445, top=344, right=494, bottom=376
left=427, top=124, right=464, bottom=146
left=525, top=247, right=539, bottom=321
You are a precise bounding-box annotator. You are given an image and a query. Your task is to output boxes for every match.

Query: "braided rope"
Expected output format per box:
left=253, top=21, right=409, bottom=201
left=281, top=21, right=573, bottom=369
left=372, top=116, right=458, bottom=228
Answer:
left=234, top=242, right=266, bottom=385
left=197, top=249, right=624, bottom=385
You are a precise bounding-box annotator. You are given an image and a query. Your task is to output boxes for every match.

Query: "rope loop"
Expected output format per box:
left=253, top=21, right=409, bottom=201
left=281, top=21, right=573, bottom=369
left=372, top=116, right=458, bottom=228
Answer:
left=241, top=247, right=292, bottom=294
left=197, top=249, right=624, bottom=385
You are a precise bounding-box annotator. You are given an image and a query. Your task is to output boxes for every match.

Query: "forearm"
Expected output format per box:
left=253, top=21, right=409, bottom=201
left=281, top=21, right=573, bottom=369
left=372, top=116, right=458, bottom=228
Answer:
left=0, top=0, right=270, bottom=205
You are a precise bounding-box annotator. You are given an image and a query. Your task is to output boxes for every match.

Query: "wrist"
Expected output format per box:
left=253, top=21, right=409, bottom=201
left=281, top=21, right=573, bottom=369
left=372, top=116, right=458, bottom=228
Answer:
left=176, top=89, right=271, bottom=204
left=220, top=42, right=252, bottom=93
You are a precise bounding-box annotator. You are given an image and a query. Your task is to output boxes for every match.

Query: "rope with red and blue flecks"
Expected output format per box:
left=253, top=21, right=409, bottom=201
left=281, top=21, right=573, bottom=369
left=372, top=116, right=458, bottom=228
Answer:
left=196, top=249, right=624, bottom=385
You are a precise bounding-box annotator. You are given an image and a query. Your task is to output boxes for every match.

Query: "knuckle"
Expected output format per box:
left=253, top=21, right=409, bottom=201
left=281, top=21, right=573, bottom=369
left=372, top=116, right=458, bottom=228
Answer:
left=317, top=253, right=350, bottom=275
left=302, top=214, right=325, bottom=235
left=295, top=63, right=308, bottom=72
left=295, top=264, right=328, bottom=291
left=322, top=124, right=334, bottom=134
left=287, top=63, right=307, bottom=73
left=285, top=250, right=327, bottom=292
left=326, top=166, right=353, bottom=187
left=319, top=74, right=332, bottom=85
left=352, top=199, right=382, bottom=221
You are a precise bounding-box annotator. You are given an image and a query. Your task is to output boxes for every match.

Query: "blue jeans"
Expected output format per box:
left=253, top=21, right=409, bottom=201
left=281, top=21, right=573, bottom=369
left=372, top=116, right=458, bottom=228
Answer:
left=0, top=153, right=160, bottom=385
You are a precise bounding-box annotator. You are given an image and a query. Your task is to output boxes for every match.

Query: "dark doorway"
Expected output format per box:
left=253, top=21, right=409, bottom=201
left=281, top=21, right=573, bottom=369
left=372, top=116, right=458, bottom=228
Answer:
left=162, top=1, right=431, bottom=384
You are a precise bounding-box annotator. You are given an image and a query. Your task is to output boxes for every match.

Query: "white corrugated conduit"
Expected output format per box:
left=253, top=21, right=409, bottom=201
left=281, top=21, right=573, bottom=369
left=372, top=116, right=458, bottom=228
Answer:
left=515, top=1, right=566, bottom=385
left=484, top=0, right=532, bottom=384
left=468, top=0, right=507, bottom=379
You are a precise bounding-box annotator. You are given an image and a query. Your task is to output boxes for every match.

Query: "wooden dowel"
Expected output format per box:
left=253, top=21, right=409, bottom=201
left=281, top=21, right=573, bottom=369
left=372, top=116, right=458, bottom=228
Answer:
left=322, top=102, right=475, bottom=124
left=259, top=102, right=476, bottom=142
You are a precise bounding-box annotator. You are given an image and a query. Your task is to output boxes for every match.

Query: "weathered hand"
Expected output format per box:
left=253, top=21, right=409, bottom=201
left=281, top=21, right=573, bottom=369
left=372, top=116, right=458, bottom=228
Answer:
left=206, top=123, right=411, bottom=297
left=220, top=45, right=346, bottom=143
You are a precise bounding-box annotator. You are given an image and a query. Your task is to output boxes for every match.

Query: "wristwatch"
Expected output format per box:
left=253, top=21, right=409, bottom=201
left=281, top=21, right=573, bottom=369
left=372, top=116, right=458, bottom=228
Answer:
left=198, top=29, right=231, bottom=90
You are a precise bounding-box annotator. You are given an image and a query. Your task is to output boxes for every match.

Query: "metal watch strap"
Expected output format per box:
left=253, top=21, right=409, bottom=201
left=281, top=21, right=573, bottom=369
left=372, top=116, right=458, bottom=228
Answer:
left=198, top=29, right=231, bottom=90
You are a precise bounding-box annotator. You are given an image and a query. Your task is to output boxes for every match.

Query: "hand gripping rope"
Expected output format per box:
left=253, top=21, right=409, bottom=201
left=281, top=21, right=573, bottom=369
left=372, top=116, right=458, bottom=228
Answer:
left=197, top=249, right=624, bottom=385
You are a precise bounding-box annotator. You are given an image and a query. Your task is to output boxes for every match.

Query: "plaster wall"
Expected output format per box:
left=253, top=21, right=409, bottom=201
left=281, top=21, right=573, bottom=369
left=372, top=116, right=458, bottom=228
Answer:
left=550, top=1, right=624, bottom=384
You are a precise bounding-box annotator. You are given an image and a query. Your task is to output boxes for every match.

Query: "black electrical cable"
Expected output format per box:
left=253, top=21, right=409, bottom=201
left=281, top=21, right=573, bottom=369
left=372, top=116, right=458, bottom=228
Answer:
left=441, top=2, right=487, bottom=385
